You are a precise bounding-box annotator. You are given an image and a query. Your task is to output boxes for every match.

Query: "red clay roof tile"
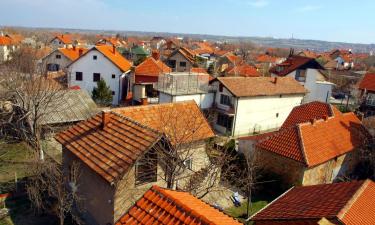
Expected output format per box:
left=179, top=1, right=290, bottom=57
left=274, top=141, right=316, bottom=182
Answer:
left=135, top=57, right=171, bottom=77
left=358, top=73, right=375, bottom=92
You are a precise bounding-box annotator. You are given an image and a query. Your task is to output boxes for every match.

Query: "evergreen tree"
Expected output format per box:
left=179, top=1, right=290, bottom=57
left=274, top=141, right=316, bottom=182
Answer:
left=92, top=79, right=113, bottom=106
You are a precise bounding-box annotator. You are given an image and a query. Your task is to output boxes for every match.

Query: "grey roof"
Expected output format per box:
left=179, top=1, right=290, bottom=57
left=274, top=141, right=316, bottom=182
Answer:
left=40, top=89, right=98, bottom=125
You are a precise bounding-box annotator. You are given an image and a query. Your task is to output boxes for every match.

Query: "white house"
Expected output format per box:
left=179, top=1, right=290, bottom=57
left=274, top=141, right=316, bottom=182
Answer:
left=50, top=34, right=73, bottom=49
left=0, top=35, right=17, bottom=62
left=270, top=55, right=334, bottom=103
left=67, top=45, right=132, bottom=105
left=157, top=72, right=214, bottom=109
left=210, top=77, right=307, bottom=137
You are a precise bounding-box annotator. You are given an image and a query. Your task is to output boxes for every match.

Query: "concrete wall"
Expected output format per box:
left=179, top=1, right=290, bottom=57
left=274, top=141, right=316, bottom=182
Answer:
left=63, top=149, right=115, bottom=225
left=158, top=92, right=214, bottom=109
left=68, top=49, right=126, bottom=105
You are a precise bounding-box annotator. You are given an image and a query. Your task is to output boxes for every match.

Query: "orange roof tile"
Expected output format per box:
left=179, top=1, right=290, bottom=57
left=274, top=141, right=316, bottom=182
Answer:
left=53, top=34, right=73, bottom=44
left=191, top=67, right=209, bottom=75
left=0, top=36, right=13, bottom=46
left=95, top=45, right=132, bottom=72
left=358, top=73, right=375, bottom=92
left=214, top=77, right=307, bottom=97
left=59, top=47, right=88, bottom=61
left=135, top=57, right=171, bottom=77
left=169, top=47, right=196, bottom=63
left=281, top=101, right=336, bottom=129
left=113, top=101, right=215, bottom=144
left=116, top=185, right=242, bottom=225
left=55, top=111, right=162, bottom=183
left=227, top=64, right=260, bottom=77
left=258, top=112, right=369, bottom=167
left=251, top=180, right=375, bottom=225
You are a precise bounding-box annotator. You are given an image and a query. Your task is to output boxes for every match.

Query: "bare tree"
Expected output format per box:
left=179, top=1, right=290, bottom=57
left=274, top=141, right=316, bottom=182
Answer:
left=0, top=46, right=66, bottom=159
left=27, top=158, right=84, bottom=225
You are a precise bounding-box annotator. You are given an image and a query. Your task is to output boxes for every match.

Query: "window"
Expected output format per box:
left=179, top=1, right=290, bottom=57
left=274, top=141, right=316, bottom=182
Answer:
left=220, top=94, right=231, bottom=106
left=135, top=151, right=157, bottom=185
left=183, top=158, right=193, bottom=170
left=93, top=55, right=97, bottom=60
left=111, top=91, right=115, bottom=95
left=167, top=60, right=176, bottom=68
left=217, top=113, right=233, bottom=131
left=56, top=54, right=61, bottom=59
left=112, top=74, right=116, bottom=79
left=180, top=61, right=187, bottom=67
left=276, top=113, right=279, bottom=118
left=93, top=73, right=100, bottom=82
left=76, top=72, right=83, bottom=81
left=295, top=69, right=306, bottom=82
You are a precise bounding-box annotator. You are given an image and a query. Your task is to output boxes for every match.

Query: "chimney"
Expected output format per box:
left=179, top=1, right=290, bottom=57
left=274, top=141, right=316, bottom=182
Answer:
left=102, top=110, right=111, bottom=129
left=73, top=45, right=76, bottom=51
left=78, top=49, right=83, bottom=56
left=112, top=44, right=116, bottom=54
left=310, top=118, right=316, bottom=125
left=152, top=51, right=160, bottom=60
left=141, top=98, right=148, bottom=105
left=273, top=77, right=278, bottom=84
left=323, top=115, right=329, bottom=121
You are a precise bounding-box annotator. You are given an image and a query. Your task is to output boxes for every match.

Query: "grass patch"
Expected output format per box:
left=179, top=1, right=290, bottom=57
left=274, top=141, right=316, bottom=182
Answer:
left=225, top=200, right=268, bottom=223
left=0, top=141, right=35, bottom=183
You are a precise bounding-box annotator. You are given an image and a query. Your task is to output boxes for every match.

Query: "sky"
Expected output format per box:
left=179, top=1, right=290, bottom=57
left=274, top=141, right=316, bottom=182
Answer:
left=1, top=0, right=375, bottom=44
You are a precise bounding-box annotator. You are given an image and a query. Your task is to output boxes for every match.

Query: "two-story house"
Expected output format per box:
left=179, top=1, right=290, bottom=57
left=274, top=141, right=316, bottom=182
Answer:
left=166, top=47, right=195, bottom=72
left=270, top=55, right=334, bottom=103
left=50, top=34, right=73, bottom=49
left=358, top=73, right=375, bottom=117
left=56, top=101, right=215, bottom=225
left=67, top=45, right=132, bottom=105
left=40, top=46, right=88, bottom=73
left=209, top=77, right=307, bottom=137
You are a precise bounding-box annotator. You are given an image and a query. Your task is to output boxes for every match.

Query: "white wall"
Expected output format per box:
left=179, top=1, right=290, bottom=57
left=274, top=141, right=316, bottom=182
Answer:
left=68, top=49, right=124, bottom=105
left=158, top=92, right=214, bottom=109
left=133, top=84, right=146, bottom=102
left=233, top=94, right=303, bottom=136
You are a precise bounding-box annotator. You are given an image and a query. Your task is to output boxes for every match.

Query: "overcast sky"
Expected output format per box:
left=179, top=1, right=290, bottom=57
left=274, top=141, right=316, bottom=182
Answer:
left=1, top=0, right=374, bottom=44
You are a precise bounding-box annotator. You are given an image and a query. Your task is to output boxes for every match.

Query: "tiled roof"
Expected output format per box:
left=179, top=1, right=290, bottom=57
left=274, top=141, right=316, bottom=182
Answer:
left=256, top=54, right=280, bottom=63
left=55, top=111, right=162, bottom=183
left=135, top=57, right=171, bottom=77
left=224, top=53, right=242, bottom=64
left=169, top=47, right=196, bottom=63
left=95, top=45, right=132, bottom=72
left=281, top=101, right=336, bottom=129
left=59, top=47, right=88, bottom=61
left=269, top=55, right=325, bottom=76
left=257, top=112, right=368, bottom=167
left=53, top=34, right=73, bottom=44
left=358, top=73, right=375, bottom=92
left=215, top=77, right=307, bottom=97
left=0, top=36, right=13, bottom=46
left=113, top=101, right=215, bottom=144
left=226, top=64, right=260, bottom=77
left=116, top=185, right=242, bottom=225
left=251, top=180, right=375, bottom=225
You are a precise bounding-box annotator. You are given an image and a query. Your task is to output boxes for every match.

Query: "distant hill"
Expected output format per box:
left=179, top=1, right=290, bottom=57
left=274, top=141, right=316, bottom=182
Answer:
left=4, top=26, right=375, bottom=53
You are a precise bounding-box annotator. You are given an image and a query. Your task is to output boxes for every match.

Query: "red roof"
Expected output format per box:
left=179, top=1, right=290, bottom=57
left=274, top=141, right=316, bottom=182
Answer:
left=269, top=55, right=324, bottom=76
left=251, top=180, right=375, bottom=225
left=257, top=112, right=368, bottom=167
left=53, top=34, right=72, bottom=44
left=135, top=56, right=171, bottom=77
left=256, top=54, right=280, bottom=63
left=281, top=101, right=336, bottom=129
left=95, top=45, right=132, bottom=72
left=0, top=36, right=13, bottom=46
left=226, top=64, right=260, bottom=77
left=116, top=185, right=242, bottom=225
left=58, top=47, right=88, bottom=61
left=358, top=73, right=375, bottom=92
left=55, top=111, right=162, bottom=183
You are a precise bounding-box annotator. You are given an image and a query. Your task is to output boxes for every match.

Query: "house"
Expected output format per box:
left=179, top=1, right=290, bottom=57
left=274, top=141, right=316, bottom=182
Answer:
left=215, top=52, right=242, bottom=76
left=226, top=63, right=260, bottom=77
left=251, top=180, right=375, bottom=225
left=238, top=101, right=335, bottom=153
left=67, top=45, right=132, bottom=105
left=40, top=46, right=88, bottom=73
left=130, top=45, right=150, bottom=63
left=56, top=101, right=215, bottom=225
left=358, top=73, right=375, bottom=117
left=210, top=77, right=307, bottom=136
left=132, top=55, right=171, bottom=104
left=166, top=47, right=196, bottom=72
left=157, top=72, right=214, bottom=109
left=255, top=104, right=368, bottom=186
left=115, top=185, right=242, bottom=225
left=0, top=35, right=15, bottom=62
left=270, top=55, right=334, bottom=103
left=150, top=36, right=166, bottom=49
left=50, top=34, right=73, bottom=49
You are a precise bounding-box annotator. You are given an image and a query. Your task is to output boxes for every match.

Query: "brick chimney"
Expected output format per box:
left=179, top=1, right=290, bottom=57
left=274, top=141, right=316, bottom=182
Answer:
left=73, top=45, right=76, bottom=51
left=323, top=115, right=329, bottom=121
left=152, top=51, right=160, bottom=60
left=78, top=49, right=83, bottom=56
left=102, top=110, right=111, bottom=129
left=273, top=77, right=278, bottom=84
left=112, top=44, right=116, bottom=54
left=310, top=118, right=316, bottom=125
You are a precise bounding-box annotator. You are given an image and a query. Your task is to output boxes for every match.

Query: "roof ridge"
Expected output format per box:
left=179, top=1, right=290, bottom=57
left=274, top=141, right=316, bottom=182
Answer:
left=296, top=124, right=309, bottom=166
left=153, top=186, right=241, bottom=224
left=336, top=180, right=369, bottom=221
